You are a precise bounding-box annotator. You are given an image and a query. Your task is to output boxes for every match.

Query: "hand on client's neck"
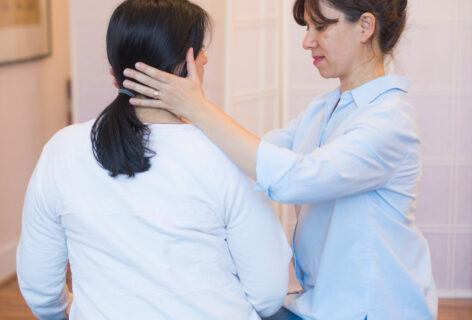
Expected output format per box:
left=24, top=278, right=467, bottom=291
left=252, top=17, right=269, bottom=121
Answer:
left=134, top=94, right=186, bottom=124
left=136, top=107, right=185, bottom=124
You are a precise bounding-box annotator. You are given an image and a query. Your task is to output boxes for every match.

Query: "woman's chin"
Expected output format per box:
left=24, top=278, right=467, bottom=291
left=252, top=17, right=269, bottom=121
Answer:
left=318, top=70, right=336, bottom=79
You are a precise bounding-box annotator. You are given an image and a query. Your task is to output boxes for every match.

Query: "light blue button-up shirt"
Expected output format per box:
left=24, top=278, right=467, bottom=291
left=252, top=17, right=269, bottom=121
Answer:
left=256, top=75, right=438, bottom=320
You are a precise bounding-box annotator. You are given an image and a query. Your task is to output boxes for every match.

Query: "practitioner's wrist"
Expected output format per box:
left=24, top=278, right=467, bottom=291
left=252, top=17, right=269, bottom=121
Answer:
left=190, top=99, right=220, bottom=128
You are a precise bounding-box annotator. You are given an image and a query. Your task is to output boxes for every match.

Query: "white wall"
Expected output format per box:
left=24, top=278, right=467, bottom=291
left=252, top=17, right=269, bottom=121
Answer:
left=0, top=0, right=71, bottom=282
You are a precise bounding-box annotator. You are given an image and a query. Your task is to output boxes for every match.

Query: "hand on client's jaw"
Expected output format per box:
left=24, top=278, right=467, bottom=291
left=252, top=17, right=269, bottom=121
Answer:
left=120, top=48, right=212, bottom=122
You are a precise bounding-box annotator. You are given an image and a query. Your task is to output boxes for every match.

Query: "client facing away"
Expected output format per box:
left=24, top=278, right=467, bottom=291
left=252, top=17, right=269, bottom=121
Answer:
left=16, top=1, right=292, bottom=319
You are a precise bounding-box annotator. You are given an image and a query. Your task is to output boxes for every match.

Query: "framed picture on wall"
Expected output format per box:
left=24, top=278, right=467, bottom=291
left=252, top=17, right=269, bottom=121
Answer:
left=0, top=0, right=51, bottom=66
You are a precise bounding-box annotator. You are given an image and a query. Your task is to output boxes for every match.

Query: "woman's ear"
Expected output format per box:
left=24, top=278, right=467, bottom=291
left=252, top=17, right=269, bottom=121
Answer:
left=359, top=12, right=376, bottom=44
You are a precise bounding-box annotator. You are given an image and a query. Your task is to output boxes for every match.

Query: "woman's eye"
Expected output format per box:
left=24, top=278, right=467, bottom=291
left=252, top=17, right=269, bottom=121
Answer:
left=305, top=23, right=327, bottom=32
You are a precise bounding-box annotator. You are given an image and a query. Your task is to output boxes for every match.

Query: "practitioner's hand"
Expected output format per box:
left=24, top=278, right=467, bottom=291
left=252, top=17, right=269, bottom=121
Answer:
left=122, top=48, right=212, bottom=120
left=123, top=48, right=259, bottom=179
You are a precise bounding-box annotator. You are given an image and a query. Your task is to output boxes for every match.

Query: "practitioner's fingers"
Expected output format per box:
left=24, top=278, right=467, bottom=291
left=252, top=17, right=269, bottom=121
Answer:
left=122, top=79, right=167, bottom=101
left=123, top=68, right=163, bottom=94
left=135, top=62, right=175, bottom=85
left=129, top=97, right=167, bottom=110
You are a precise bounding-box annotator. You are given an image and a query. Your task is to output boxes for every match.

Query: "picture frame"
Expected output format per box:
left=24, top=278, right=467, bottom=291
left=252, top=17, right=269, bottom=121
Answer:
left=0, top=0, right=51, bottom=66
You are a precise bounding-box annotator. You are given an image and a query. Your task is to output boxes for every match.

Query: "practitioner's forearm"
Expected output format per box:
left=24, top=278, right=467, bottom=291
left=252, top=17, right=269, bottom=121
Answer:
left=191, top=101, right=260, bottom=180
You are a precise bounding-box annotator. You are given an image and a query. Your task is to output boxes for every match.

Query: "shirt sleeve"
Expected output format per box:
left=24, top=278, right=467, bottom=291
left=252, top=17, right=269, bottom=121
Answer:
left=16, top=144, right=71, bottom=320
left=223, top=167, right=292, bottom=317
left=262, top=116, right=301, bottom=149
left=255, top=108, right=416, bottom=204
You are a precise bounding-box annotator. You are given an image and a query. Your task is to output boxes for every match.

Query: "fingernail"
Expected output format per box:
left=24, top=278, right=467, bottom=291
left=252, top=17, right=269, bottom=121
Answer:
left=129, top=98, right=136, bottom=104
left=123, top=80, right=130, bottom=87
left=135, top=62, right=143, bottom=69
left=123, top=69, right=131, bottom=76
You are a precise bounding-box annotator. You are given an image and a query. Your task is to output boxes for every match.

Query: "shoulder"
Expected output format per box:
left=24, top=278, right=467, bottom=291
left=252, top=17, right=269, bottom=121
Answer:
left=150, top=125, right=248, bottom=184
left=186, top=128, right=246, bottom=178
left=28, top=121, right=95, bottom=205
left=348, top=97, right=419, bottom=156
left=366, top=91, right=417, bottom=134
left=45, top=120, right=94, bottom=153
left=36, top=120, right=95, bottom=172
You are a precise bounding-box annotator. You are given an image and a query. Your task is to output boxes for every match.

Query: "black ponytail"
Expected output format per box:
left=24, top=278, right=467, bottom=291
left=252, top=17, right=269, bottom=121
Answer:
left=91, top=93, right=154, bottom=177
left=91, top=0, right=210, bottom=177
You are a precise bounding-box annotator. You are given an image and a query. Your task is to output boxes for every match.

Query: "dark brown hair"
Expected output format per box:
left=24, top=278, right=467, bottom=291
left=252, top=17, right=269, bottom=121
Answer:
left=293, top=0, right=408, bottom=55
left=91, top=0, right=210, bottom=177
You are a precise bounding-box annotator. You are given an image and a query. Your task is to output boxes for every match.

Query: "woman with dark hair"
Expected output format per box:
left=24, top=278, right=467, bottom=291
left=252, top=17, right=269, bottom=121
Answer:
left=122, top=0, right=438, bottom=319
left=16, top=0, right=291, bottom=319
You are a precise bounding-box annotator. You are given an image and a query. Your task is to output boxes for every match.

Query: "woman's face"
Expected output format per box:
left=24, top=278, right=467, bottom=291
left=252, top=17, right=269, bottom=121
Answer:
left=302, top=3, right=363, bottom=80
left=195, top=49, right=208, bottom=83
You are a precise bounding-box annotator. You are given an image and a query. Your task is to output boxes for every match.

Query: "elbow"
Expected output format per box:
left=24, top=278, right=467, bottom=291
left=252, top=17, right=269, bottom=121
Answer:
left=266, top=186, right=315, bottom=205
left=265, top=186, right=297, bottom=205
left=247, top=273, right=290, bottom=317
left=17, top=272, right=70, bottom=320
left=250, top=289, right=288, bottom=317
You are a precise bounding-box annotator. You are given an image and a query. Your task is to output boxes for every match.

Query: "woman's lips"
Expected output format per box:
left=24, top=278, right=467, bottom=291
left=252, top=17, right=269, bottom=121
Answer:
left=313, top=56, right=324, bottom=65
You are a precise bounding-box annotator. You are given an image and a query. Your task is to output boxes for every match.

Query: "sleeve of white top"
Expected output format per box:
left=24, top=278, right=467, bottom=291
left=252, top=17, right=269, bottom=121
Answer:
left=16, top=143, right=71, bottom=320
left=223, top=170, right=292, bottom=317
left=255, top=108, right=416, bottom=204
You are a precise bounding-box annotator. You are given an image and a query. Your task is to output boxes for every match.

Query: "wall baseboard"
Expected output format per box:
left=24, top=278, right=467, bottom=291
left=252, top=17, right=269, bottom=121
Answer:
left=438, top=290, right=472, bottom=299
left=0, top=241, right=17, bottom=283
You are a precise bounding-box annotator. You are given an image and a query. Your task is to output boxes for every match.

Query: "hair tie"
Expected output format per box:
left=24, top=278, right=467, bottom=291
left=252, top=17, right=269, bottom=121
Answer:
left=119, top=88, right=135, bottom=97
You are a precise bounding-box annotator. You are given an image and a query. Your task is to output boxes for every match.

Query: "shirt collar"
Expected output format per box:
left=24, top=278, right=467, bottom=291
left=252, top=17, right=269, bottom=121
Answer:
left=349, top=75, right=409, bottom=108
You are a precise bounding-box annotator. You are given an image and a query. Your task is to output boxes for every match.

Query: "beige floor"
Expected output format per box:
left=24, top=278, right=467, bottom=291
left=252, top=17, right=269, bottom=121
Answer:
left=1, top=275, right=471, bottom=319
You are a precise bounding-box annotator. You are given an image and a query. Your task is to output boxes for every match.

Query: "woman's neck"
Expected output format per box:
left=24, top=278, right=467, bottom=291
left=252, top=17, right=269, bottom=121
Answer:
left=339, top=57, right=386, bottom=94
left=135, top=106, right=186, bottom=124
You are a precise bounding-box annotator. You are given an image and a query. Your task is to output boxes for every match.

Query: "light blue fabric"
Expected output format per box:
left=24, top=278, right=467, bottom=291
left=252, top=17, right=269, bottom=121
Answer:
left=256, top=75, right=438, bottom=320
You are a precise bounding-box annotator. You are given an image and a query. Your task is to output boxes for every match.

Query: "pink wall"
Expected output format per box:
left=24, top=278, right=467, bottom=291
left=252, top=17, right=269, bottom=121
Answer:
left=69, top=0, right=120, bottom=122
left=0, top=0, right=70, bottom=282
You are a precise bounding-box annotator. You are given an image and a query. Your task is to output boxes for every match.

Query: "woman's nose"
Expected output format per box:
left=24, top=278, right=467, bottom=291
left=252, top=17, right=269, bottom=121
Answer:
left=303, top=32, right=318, bottom=50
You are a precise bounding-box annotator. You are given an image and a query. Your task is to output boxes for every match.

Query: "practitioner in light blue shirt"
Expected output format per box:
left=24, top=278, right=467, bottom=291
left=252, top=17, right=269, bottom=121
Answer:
left=122, top=0, right=438, bottom=319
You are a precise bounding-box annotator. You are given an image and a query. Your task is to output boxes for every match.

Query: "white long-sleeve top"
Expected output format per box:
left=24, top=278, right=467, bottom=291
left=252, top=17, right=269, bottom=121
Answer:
left=256, top=76, right=437, bottom=319
left=17, top=121, right=292, bottom=320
